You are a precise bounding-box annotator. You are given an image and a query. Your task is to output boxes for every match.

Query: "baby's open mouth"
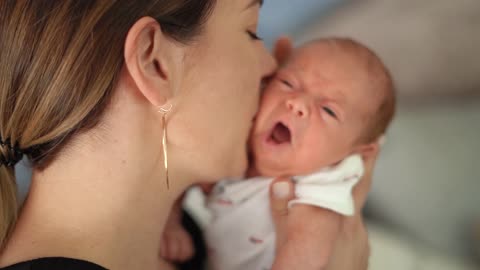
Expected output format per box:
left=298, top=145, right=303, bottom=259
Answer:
left=268, top=122, right=292, bottom=145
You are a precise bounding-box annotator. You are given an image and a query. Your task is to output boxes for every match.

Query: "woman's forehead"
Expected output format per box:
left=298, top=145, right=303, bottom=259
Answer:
left=213, top=0, right=262, bottom=21
left=244, top=0, right=263, bottom=9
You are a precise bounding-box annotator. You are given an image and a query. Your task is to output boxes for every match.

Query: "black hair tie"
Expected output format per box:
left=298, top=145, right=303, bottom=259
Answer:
left=0, top=137, right=24, bottom=167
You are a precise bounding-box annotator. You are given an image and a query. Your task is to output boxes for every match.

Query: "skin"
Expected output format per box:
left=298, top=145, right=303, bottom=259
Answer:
left=162, top=39, right=379, bottom=269
left=0, top=1, right=274, bottom=269
left=270, top=37, right=377, bottom=270
left=166, top=0, right=276, bottom=182
left=0, top=2, right=373, bottom=270
left=251, top=41, right=381, bottom=177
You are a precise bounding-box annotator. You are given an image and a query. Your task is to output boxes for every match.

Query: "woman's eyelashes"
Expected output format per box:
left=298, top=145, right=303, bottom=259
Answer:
left=246, top=30, right=262, bottom=41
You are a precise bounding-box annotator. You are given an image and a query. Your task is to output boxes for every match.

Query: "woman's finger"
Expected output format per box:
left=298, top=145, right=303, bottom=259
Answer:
left=270, top=177, right=295, bottom=216
left=353, top=143, right=380, bottom=211
left=326, top=214, right=370, bottom=270
left=269, top=177, right=295, bottom=250
left=363, top=142, right=380, bottom=171
left=273, top=36, right=293, bottom=65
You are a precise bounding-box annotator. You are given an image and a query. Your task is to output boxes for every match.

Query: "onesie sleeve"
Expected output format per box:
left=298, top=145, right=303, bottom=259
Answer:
left=288, top=154, right=364, bottom=216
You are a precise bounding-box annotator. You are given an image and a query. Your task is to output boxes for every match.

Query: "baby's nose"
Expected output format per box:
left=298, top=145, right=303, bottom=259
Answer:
left=286, top=99, right=309, bottom=118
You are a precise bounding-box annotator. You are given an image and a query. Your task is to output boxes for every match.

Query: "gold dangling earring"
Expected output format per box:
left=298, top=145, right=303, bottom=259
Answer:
left=158, top=104, right=172, bottom=189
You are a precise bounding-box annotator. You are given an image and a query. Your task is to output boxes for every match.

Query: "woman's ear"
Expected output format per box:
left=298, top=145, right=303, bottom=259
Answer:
left=274, top=36, right=293, bottom=66
left=124, top=17, right=181, bottom=107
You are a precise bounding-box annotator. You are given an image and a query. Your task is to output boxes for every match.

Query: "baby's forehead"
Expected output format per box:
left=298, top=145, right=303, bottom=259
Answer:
left=285, top=40, right=383, bottom=109
left=287, top=41, right=360, bottom=68
left=286, top=44, right=326, bottom=66
left=283, top=43, right=367, bottom=90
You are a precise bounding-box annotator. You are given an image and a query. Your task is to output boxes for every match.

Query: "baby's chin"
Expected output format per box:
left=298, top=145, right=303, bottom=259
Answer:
left=253, top=162, right=316, bottom=178
left=250, top=152, right=297, bottom=178
left=248, top=133, right=337, bottom=177
left=251, top=150, right=339, bottom=178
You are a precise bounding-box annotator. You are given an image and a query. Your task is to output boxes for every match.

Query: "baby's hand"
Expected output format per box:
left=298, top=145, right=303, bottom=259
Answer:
left=160, top=222, right=195, bottom=262
left=160, top=193, right=194, bottom=262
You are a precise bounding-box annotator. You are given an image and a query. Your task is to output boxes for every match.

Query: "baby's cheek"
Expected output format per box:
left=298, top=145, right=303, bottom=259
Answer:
left=296, top=136, right=330, bottom=170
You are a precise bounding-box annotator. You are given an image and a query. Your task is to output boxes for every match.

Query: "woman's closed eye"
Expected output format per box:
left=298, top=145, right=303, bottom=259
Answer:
left=246, top=30, right=262, bottom=41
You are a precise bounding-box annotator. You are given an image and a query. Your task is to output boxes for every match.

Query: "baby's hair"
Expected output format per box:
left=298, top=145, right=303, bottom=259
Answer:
left=308, top=37, right=396, bottom=144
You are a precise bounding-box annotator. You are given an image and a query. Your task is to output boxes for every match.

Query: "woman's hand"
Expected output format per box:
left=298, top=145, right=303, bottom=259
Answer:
left=324, top=146, right=378, bottom=270
left=269, top=146, right=379, bottom=270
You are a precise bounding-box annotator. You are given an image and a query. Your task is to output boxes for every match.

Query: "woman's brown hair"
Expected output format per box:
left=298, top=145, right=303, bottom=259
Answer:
left=0, top=0, right=215, bottom=249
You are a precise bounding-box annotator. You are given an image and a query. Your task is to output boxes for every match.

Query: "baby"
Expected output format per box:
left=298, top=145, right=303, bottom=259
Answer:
left=162, top=38, right=395, bottom=270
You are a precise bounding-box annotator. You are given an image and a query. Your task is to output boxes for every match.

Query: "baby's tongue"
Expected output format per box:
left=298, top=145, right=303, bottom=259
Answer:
left=272, top=123, right=291, bottom=144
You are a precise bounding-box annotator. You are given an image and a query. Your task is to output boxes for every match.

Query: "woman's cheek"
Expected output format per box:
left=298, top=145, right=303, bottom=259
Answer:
left=240, top=64, right=260, bottom=116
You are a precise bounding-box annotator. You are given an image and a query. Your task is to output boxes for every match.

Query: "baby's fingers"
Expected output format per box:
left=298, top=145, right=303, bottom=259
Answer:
left=166, top=234, right=180, bottom=261
left=160, top=235, right=169, bottom=259
left=273, top=36, right=293, bottom=65
left=177, top=229, right=195, bottom=261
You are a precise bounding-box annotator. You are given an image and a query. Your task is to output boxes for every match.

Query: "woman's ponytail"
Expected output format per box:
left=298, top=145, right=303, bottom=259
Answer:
left=0, top=165, right=18, bottom=249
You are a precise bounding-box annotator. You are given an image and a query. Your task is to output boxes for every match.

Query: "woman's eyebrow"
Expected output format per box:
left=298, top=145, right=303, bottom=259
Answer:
left=245, top=0, right=263, bottom=10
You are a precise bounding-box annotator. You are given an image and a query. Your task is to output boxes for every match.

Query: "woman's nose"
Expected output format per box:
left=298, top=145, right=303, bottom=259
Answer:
left=286, top=98, right=309, bottom=118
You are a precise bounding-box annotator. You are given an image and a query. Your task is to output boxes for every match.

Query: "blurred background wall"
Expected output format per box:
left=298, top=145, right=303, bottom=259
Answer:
left=258, top=0, right=480, bottom=269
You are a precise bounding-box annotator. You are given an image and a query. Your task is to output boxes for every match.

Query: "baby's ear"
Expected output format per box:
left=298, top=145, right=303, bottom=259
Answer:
left=274, top=36, right=293, bottom=65
left=354, top=141, right=380, bottom=161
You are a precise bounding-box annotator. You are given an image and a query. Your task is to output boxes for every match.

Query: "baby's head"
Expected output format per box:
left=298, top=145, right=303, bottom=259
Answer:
left=250, top=38, right=395, bottom=177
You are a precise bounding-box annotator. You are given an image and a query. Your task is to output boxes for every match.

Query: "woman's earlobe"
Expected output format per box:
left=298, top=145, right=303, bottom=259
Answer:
left=123, top=16, right=175, bottom=107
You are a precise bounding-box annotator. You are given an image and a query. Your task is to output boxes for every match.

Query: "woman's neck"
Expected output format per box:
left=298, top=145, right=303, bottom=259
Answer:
left=0, top=130, right=188, bottom=270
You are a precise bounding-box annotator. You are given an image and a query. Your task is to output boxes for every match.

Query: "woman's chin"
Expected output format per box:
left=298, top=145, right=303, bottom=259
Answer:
left=209, top=154, right=249, bottom=181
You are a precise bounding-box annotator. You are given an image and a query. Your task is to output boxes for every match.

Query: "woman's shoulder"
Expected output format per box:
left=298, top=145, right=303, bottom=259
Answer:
left=0, top=257, right=108, bottom=270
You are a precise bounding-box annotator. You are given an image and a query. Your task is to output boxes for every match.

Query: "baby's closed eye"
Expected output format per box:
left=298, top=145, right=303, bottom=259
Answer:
left=322, top=106, right=337, bottom=118
left=280, top=78, right=293, bottom=88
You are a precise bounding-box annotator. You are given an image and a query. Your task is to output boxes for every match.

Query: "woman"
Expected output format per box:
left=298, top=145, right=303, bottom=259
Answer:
left=0, top=1, right=372, bottom=269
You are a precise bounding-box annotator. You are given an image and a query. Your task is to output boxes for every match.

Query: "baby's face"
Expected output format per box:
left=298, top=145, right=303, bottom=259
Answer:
left=250, top=43, right=378, bottom=177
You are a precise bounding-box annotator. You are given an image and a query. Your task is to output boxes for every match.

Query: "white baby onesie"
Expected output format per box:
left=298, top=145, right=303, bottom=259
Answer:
left=205, top=155, right=364, bottom=270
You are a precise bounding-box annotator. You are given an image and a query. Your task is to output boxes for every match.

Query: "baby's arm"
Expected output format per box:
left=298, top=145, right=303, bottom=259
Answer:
left=160, top=194, right=194, bottom=263
left=273, top=204, right=341, bottom=270
left=159, top=183, right=214, bottom=263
